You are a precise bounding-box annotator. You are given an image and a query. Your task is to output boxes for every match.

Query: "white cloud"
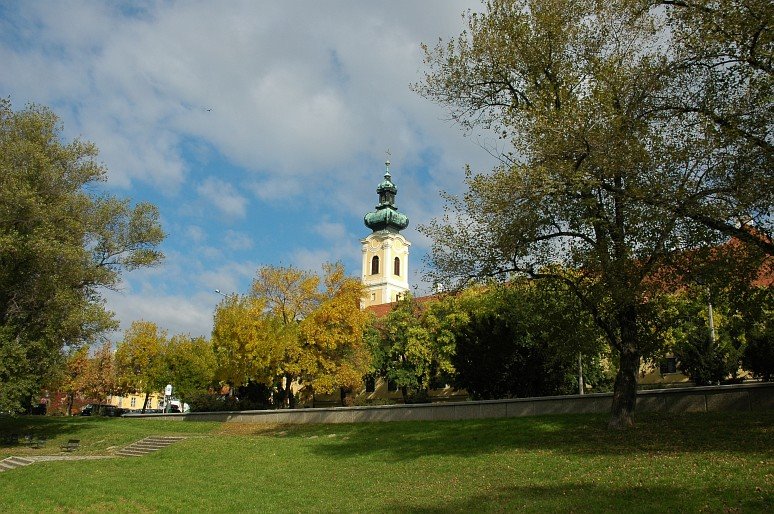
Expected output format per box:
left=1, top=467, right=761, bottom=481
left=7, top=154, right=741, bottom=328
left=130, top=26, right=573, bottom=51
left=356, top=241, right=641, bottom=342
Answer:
left=196, top=177, right=248, bottom=218
left=1, top=0, right=499, bottom=338
left=197, top=261, right=258, bottom=296
left=104, top=289, right=215, bottom=340
left=186, top=225, right=207, bottom=244
left=223, top=230, right=254, bottom=251
left=2, top=1, right=494, bottom=196
left=249, top=177, right=304, bottom=203
left=315, top=221, right=348, bottom=242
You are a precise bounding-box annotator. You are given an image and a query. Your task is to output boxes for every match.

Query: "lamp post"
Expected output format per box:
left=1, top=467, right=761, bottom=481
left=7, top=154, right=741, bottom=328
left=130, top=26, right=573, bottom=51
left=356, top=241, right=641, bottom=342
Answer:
left=695, top=278, right=716, bottom=345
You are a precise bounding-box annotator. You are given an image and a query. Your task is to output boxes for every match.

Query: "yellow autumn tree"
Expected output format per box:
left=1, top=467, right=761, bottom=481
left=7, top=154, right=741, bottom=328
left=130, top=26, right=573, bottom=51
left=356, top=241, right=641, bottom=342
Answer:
left=299, top=262, right=371, bottom=405
left=81, top=342, right=116, bottom=408
left=57, top=346, right=90, bottom=415
left=251, top=265, right=320, bottom=408
left=212, top=294, right=287, bottom=391
left=212, top=263, right=373, bottom=408
left=114, top=321, right=166, bottom=412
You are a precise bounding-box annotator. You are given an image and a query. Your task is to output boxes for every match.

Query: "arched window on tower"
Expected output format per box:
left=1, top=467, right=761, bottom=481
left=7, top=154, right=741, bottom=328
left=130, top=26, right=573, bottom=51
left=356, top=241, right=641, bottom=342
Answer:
left=371, top=256, right=379, bottom=275
left=394, top=257, right=400, bottom=276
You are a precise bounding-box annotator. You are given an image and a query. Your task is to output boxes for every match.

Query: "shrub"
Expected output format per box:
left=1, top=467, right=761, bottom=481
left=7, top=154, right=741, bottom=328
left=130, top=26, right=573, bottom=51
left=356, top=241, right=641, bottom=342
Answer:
left=674, top=332, right=740, bottom=385
left=742, top=326, right=774, bottom=381
left=188, top=394, right=270, bottom=412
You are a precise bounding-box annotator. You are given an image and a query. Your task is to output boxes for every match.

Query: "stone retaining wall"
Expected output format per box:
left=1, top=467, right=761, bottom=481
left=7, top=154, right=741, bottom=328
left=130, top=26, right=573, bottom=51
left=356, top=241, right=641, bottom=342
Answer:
left=126, top=382, right=773, bottom=424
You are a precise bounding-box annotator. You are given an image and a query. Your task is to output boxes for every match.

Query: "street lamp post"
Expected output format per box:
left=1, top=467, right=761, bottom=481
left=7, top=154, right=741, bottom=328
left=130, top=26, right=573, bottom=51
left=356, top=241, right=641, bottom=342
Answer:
left=695, top=278, right=716, bottom=346
left=707, top=290, right=716, bottom=346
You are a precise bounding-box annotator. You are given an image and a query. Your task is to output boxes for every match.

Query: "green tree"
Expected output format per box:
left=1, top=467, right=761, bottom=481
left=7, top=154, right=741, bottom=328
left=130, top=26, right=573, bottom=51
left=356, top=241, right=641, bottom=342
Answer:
left=157, top=334, right=216, bottom=409
left=653, top=287, right=741, bottom=385
left=415, top=0, right=769, bottom=427
left=0, top=100, right=164, bottom=412
left=114, top=321, right=166, bottom=413
left=371, top=293, right=463, bottom=403
left=731, top=286, right=773, bottom=381
left=743, top=327, right=774, bottom=381
left=453, top=280, right=609, bottom=399
left=373, top=294, right=431, bottom=403
left=421, top=293, right=469, bottom=388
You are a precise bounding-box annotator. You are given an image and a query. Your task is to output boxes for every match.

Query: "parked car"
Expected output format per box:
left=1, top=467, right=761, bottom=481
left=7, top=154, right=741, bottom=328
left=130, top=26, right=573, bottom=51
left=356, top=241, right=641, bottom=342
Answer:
left=80, top=404, right=126, bottom=417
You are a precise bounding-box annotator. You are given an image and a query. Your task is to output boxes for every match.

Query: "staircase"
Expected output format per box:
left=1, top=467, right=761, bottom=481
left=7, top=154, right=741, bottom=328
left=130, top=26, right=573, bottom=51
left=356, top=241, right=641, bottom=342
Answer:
left=116, top=436, right=186, bottom=457
left=0, top=456, right=33, bottom=472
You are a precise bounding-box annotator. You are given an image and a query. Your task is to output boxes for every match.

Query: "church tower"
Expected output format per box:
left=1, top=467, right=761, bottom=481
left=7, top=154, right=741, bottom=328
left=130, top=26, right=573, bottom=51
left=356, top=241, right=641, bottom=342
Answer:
left=361, top=159, right=410, bottom=308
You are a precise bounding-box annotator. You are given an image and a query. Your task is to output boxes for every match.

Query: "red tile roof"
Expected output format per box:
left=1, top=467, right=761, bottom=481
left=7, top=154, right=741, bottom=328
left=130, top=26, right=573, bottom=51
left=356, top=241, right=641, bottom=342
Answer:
left=365, top=294, right=439, bottom=318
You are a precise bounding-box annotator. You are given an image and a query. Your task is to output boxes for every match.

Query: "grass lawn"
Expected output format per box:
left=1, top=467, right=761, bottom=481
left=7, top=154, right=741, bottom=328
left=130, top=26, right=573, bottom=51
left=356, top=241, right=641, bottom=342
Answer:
left=0, top=411, right=771, bottom=513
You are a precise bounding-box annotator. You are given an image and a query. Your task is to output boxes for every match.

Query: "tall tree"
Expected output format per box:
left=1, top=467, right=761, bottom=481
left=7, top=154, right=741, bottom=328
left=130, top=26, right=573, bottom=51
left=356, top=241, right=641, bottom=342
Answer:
left=157, top=334, right=216, bottom=410
left=114, top=321, right=166, bottom=413
left=80, top=342, right=116, bottom=409
left=371, top=293, right=463, bottom=403
left=0, top=100, right=164, bottom=412
left=251, top=265, right=319, bottom=408
left=299, top=262, right=371, bottom=405
left=416, top=0, right=770, bottom=427
left=56, top=346, right=90, bottom=416
left=655, top=0, right=773, bottom=253
left=211, top=294, right=287, bottom=391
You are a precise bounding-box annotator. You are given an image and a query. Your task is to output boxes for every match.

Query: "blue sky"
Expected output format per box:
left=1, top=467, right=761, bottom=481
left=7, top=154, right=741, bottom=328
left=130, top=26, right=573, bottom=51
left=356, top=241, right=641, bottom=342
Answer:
left=0, top=1, right=498, bottom=340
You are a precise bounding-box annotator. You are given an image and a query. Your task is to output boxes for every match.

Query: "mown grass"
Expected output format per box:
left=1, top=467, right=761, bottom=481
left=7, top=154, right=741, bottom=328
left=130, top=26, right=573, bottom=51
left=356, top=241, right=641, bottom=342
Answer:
left=0, top=411, right=771, bottom=513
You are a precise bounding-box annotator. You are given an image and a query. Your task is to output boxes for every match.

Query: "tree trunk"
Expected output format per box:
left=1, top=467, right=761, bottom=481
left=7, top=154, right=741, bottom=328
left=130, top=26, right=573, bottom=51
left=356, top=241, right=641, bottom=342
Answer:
left=66, top=393, right=74, bottom=416
left=400, top=386, right=409, bottom=404
left=340, top=387, right=354, bottom=407
left=610, top=346, right=639, bottom=429
left=286, top=373, right=296, bottom=409
left=141, top=391, right=150, bottom=414
left=610, top=304, right=640, bottom=429
left=275, top=377, right=286, bottom=408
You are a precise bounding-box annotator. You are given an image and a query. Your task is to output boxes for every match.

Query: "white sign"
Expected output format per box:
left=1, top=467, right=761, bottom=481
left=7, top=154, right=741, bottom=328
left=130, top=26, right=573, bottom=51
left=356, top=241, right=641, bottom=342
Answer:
left=165, top=384, right=173, bottom=396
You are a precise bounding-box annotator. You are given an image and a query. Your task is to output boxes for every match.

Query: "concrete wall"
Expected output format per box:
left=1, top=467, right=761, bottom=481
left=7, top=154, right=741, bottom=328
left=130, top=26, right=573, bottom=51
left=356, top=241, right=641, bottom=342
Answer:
left=125, top=382, right=774, bottom=425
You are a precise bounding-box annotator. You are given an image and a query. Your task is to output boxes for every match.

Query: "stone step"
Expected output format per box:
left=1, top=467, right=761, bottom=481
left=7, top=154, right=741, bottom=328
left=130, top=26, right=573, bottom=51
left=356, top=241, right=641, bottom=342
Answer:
left=130, top=442, right=173, bottom=449
left=115, top=450, right=146, bottom=457
left=128, top=443, right=165, bottom=450
left=7, top=456, right=33, bottom=466
left=0, top=456, right=33, bottom=472
left=117, top=436, right=186, bottom=457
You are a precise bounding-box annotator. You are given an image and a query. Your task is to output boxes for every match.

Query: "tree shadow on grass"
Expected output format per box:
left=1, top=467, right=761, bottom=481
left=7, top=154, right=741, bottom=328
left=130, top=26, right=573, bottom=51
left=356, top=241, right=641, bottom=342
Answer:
left=294, top=411, right=773, bottom=462
left=0, top=415, right=90, bottom=439
left=0, top=415, right=105, bottom=456
left=0, top=415, right=212, bottom=456
left=377, top=483, right=770, bottom=513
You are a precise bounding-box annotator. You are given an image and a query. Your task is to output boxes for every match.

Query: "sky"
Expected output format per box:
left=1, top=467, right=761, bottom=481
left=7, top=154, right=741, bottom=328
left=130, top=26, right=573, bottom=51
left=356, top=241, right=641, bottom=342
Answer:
left=0, top=1, right=500, bottom=341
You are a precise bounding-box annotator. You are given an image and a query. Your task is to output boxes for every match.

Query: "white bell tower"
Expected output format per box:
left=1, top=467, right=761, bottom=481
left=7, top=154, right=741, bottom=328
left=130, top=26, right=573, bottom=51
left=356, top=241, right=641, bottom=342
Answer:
left=361, top=159, right=410, bottom=308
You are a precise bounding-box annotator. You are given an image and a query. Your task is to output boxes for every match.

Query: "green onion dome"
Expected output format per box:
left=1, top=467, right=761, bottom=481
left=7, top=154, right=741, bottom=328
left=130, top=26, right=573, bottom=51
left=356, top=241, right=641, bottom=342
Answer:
left=364, top=160, right=409, bottom=233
